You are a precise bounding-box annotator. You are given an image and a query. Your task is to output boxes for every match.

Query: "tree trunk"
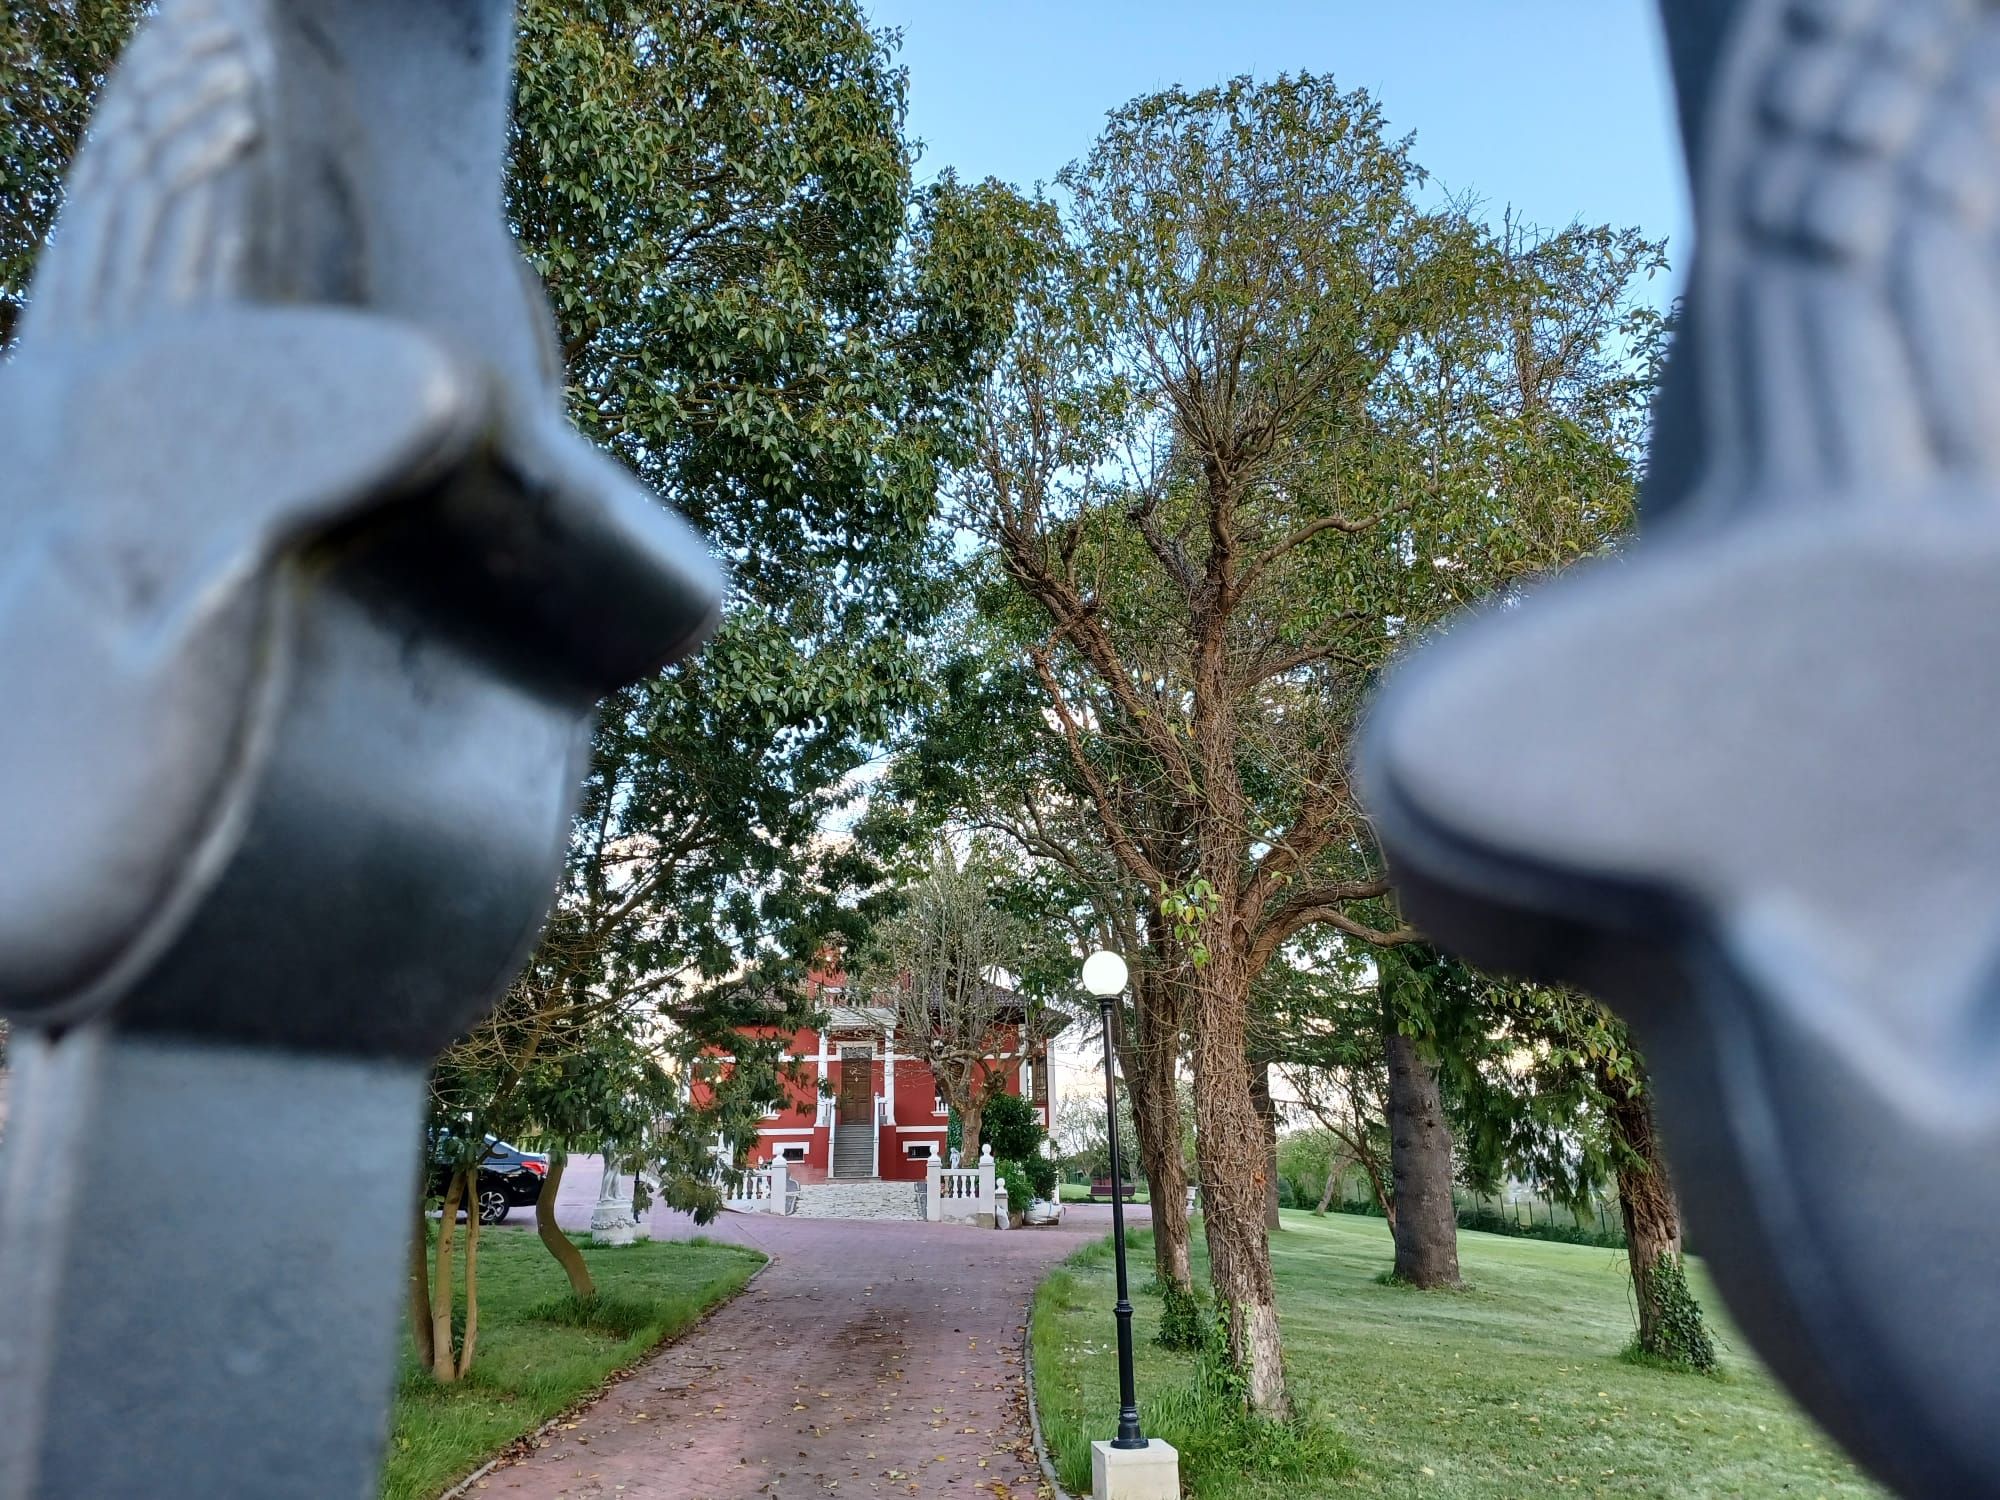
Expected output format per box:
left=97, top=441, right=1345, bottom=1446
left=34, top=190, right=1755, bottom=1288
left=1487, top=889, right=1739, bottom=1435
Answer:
left=457, top=1199, right=482, bottom=1379
left=430, top=1169, right=465, bottom=1382
left=535, top=1154, right=596, bottom=1299
left=1249, top=1057, right=1281, bottom=1230
left=1189, top=957, right=1288, bottom=1417
left=1315, top=1159, right=1338, bottom=1215
left=960, top=1096, right=984, bottom=1163
left=1604, top=1078, right=1705, bottom=1360
left=1120, top=974, right=1192, bottom=1298
left=1385, top=1025, right=1460, bottom=1288
left=409, top=1204, right=435, bottom=1367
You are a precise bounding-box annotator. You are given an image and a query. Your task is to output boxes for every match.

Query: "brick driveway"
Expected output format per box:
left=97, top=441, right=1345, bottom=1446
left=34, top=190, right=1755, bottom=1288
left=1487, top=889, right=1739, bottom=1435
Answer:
left=478, top=1193, right=1145, bottom=1499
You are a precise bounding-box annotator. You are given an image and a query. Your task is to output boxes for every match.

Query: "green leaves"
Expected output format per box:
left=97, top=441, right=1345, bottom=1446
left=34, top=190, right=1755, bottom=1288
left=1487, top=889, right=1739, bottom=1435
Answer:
left=497, top=0, right=1021, bottom=1039
left=1160, top=879, right=1218, bottom=968
left=939, top=72, right=1667, bottom=1002
left=0, top=1, right=143, bottom=348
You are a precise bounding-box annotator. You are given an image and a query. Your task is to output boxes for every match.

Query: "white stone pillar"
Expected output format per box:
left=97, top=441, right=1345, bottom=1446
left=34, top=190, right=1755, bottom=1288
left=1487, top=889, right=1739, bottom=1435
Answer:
left=769, top=1160, right=790, bottom=1215
left=925, top=1153, right=942, bottom=1222
left=815, top=1028, right=831, bottom=1166
left=591, top=1154, right=637, bottom=1246
left=882, top=1025, right=896, bottom=1122
left=977, top=1142, right=996, bottom=1229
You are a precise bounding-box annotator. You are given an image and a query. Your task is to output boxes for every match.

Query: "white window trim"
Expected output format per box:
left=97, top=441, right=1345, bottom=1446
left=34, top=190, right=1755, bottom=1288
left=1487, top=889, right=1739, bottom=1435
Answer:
left=894, top=1124, right=948, bottom=1133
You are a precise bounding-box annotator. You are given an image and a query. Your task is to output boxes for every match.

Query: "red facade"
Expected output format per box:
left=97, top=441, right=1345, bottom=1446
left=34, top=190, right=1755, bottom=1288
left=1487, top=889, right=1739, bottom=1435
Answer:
left=704, top=973, right=1050, bottom=1183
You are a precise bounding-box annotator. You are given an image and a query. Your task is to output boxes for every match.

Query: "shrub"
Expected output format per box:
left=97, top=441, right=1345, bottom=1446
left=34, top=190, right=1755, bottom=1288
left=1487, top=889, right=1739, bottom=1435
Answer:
left=984, top=1091, right=1045, bottom=1160
left=997, top=1158, right=1034, bottom=1219
left=1276, top=1177, right=1298, bottom=1209
left=1025, top=1153, right=1058, bottom=1201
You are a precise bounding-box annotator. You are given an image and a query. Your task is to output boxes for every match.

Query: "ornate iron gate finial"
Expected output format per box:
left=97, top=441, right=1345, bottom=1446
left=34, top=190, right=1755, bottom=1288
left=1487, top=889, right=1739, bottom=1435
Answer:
left=0, top=2, right=723, bottom=1494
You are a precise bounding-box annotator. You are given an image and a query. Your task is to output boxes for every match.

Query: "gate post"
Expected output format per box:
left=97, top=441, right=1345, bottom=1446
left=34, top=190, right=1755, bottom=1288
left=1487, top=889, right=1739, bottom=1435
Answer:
left=0, top=2, right=722, bottom=1495
left=977, top=1143, right=997, bottom=1229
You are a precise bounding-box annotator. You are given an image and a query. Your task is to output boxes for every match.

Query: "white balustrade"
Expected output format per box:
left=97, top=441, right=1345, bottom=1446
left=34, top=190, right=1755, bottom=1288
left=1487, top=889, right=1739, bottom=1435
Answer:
left=718, top=1160, right=789, bottom=1214
left=925, top=1142, right=997, bottom=1225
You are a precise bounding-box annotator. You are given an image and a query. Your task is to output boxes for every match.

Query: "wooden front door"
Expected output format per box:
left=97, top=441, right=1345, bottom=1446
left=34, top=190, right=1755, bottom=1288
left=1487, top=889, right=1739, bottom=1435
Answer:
left=838, top=1047, right=873, bottom=1124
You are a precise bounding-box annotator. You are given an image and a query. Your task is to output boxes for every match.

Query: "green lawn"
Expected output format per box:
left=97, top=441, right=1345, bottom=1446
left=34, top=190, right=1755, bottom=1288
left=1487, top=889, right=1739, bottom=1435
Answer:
left=1031, top=1211, right=1883, bottom=1499
left=385, top=1232, right=763, bottom=1500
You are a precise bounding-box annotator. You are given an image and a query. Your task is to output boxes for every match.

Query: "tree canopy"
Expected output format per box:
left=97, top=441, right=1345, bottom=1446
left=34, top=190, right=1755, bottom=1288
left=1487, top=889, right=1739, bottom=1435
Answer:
left=939, top=72, right=1666, bottom=1410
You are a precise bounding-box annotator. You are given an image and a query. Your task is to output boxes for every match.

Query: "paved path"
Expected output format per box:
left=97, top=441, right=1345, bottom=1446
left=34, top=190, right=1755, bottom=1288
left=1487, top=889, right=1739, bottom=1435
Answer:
left=478, top=1188, right=1145, bottom=1500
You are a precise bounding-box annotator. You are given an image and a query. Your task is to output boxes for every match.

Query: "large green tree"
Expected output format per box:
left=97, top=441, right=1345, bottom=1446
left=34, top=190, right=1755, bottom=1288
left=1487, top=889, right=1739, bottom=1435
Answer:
left=5, top=0, right=1014, bottom=1382
left=953, top=76, right=1664, bottom=1412
left=1471, top=979, right=1717, bottom=1370
left=451, top=0, right=1019, bottom=1364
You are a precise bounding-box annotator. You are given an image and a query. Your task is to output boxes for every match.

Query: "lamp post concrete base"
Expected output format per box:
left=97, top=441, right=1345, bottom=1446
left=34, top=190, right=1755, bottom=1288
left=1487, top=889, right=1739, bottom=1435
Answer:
left=1091, top=1440, right=1180, bottom=1500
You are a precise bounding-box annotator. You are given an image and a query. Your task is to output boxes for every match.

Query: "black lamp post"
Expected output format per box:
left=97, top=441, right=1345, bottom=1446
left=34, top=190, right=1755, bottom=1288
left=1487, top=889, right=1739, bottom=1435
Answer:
left=1083, top=949, right=1147, bottom=1450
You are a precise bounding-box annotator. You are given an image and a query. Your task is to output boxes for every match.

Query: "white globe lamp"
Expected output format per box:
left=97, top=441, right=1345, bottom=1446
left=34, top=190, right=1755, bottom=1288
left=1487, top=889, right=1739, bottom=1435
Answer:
left=1081, top=949, right=1128, bottom=998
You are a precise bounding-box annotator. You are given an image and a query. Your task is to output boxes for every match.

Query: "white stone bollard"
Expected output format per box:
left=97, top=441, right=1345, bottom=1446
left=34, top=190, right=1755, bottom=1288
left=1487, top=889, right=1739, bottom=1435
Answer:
left=925, top=1154, right=943, bottom=1222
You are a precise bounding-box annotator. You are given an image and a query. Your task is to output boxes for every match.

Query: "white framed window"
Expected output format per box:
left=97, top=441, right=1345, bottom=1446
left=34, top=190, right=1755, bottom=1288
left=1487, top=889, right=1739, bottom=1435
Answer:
left=905, top=1141, right=936, bottom=1161
left=777, top=1144, right=808, bottom=1163
left=933, top=1094, right=949, bottom=1115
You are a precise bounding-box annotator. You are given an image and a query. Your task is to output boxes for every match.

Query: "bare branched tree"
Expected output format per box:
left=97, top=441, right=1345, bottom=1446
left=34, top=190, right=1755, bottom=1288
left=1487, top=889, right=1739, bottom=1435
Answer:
left=862, top=840, right=1052, bottom=1158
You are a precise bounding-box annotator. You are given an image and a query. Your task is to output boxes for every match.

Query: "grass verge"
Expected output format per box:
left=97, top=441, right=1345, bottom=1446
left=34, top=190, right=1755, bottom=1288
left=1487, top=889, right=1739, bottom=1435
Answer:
left=384, top=1232, right=763, bottom=1500
left=1029, top=1211, right=1885, bottom=1499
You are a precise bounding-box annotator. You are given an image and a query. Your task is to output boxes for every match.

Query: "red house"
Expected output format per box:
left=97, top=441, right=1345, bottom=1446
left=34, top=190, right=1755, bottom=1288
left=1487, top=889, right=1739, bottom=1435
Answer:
left=714, top=969, right=1052, bottom=1184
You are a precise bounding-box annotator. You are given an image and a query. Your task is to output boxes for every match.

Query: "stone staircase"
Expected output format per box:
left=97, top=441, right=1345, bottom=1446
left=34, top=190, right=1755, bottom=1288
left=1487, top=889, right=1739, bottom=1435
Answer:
left=831, top=1120, right=875, bottom=1179
left=791, top=1179, right=923, bottom=1221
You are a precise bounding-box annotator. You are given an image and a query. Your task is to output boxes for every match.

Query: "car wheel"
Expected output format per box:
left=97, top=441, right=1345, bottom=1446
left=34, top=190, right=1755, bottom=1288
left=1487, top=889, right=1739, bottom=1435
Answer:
left=477, top=1187, right=510, bottom=1225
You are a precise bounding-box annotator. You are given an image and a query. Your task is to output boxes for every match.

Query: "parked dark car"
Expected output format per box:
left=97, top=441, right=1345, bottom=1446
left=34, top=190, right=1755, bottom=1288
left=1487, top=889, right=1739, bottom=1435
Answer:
left=429, top=1132, right=548, bottom=1224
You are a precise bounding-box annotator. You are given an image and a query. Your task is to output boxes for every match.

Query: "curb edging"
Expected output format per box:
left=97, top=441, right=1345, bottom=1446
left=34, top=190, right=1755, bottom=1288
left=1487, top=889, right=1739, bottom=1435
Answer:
left=1022, top=1307, right=1083, bottom=1500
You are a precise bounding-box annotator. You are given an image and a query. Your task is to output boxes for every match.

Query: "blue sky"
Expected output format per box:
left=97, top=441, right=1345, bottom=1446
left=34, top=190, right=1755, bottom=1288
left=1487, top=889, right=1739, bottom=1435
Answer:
left=864, top=1, right=1692, bottom=302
